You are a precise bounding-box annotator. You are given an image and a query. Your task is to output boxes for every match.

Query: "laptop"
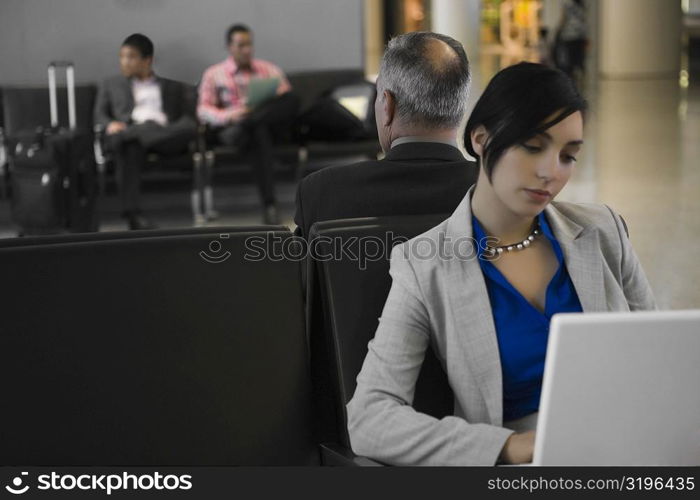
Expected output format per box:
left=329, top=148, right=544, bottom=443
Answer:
left=246, top=77, right=280, bottom=109
left=532, top=310, right=700, bottom=466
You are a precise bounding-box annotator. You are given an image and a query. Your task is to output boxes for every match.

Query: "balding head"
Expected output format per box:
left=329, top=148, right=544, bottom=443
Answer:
left=376, top=31, right=470, bottom=129
left=423, top=37, right=461, bottom=72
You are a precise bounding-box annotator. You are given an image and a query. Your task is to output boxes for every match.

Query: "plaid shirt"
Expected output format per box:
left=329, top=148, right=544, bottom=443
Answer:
left=197, top=56, right=291, bottom=126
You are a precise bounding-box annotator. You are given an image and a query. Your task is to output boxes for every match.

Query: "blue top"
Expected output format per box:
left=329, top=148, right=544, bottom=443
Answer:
left=471, top=211, right=583, bottom=421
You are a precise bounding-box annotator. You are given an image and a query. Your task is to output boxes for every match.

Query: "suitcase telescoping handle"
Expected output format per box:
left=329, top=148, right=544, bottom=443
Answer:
left=48, top=61, right=76, bottom=131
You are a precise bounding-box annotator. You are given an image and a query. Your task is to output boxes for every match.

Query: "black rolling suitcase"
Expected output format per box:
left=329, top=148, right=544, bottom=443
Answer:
left=10, top=61, right=98, bottom=235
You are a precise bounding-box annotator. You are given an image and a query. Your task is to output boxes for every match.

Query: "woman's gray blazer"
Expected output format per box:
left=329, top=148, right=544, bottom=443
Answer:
left=346, top=190, right=657, bottom=466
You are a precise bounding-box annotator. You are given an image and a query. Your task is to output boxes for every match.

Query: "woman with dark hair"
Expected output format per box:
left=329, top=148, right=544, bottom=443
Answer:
left=346, top=63, right=655, bottom=466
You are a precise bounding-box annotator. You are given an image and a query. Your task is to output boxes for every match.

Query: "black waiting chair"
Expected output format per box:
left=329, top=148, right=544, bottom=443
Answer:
left=0, top=84, right=97, bottom=140
left=289, top=69, right=380, bottom=180
left=0, top=227, right=317, bottom=465
left=289, top=69, right=369, bottom=115
left=0, top=224, right=288, bottom=249
left=306, top=215, right=455, bottom=466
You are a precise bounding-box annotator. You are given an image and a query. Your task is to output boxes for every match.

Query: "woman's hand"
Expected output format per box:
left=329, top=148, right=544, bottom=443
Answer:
left=499, top=430, right=536, bottom=464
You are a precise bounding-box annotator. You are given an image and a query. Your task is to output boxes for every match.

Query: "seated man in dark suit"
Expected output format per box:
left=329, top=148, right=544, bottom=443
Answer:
left=294, top=31, right=478, bottom=237
left=95, top=33, right=196, bottom=230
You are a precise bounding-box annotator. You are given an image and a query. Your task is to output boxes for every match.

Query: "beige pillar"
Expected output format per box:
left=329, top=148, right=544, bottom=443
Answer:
left=364, top=0, right=385, bottom=78
left=599, top=0, right=682, bottom=79
left=431, top=0, right=481, bottom=65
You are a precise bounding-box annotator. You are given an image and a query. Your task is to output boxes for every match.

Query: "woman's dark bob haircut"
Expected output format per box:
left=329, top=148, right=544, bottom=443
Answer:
left=464, top=62, right=587, bottom=180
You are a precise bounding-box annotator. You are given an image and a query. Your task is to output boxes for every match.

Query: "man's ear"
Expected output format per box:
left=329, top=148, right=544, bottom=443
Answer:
left=470, top=125, right=489, bottom=157
left=382, top=90, right=396, bottom=127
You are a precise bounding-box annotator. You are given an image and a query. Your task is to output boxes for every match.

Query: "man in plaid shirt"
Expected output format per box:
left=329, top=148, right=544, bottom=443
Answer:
left=198, top=24, right=297, bottom=224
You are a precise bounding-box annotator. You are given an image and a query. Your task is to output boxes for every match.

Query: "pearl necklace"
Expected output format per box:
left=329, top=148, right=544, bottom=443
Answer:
left=483, top=223, right=541, bottom=259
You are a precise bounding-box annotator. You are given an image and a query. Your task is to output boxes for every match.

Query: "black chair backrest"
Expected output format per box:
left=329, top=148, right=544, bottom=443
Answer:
left=330, top=81, right=377, bottom=136
left=180, top=81, right=198, bottom=120
left=0, top=225, right=288, bottom=248
left=308, top=215, right=455, bottom=448
left=1, top=84, right=97, bottom=137
left=0, top=228, right=317, bottom=465
left=287, top=69, right=366, bottom=113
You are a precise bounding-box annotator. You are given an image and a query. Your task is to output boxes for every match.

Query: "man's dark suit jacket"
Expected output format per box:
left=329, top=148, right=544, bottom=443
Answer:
left=94, top=74, right=196, bottom=129
left=294, top=141, right=479, bottom=237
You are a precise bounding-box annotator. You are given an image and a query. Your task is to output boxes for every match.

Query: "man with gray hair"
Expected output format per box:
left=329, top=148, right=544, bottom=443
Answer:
left=294, top=31, right=478, bottom=237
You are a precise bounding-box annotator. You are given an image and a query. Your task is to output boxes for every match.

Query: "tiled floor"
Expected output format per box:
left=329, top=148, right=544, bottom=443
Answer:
left=1, top=63, right=698, bottom=310
left=568, top=79, right=700, bottom=310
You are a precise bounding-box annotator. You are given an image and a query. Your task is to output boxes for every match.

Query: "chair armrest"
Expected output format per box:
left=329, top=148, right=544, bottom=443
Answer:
left=0, top=126, right=10, bottom=199
left=319, top=442, right=383, bottom=466
left=92, top=124, right=108, bottom=194
left=0, top=127, right=7, bottom=196
left=93, top=124, right=106, bottom=164
left=0, top=126, right=6, bottom=169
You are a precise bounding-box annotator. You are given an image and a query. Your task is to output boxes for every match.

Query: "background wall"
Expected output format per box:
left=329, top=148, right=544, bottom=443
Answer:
left=0, top=0, right=364, bottom=85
